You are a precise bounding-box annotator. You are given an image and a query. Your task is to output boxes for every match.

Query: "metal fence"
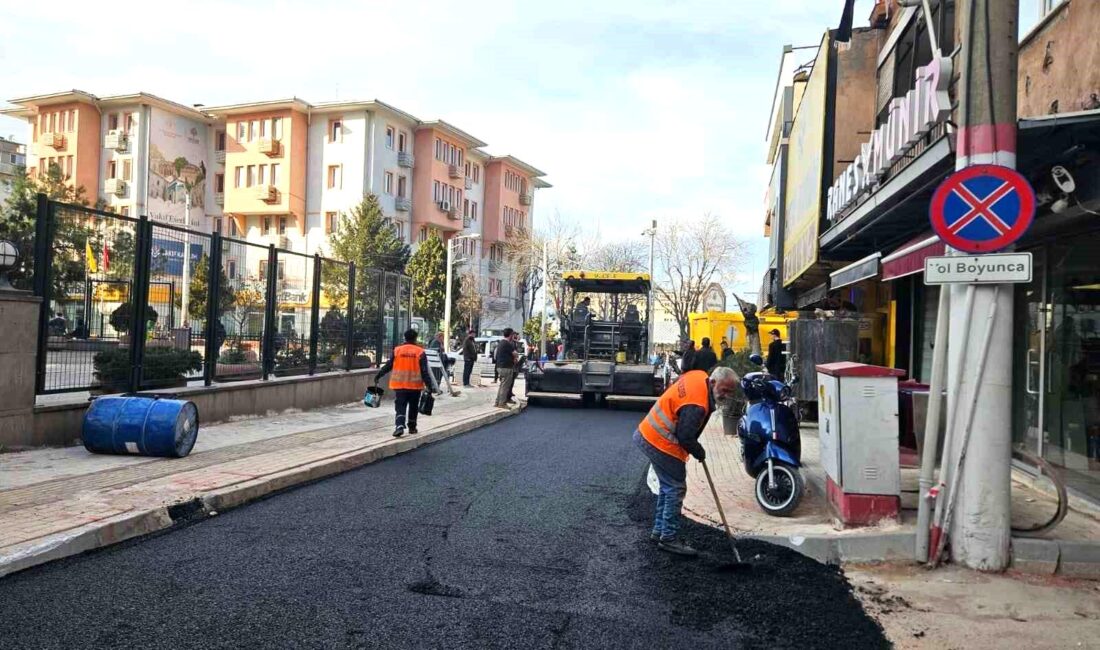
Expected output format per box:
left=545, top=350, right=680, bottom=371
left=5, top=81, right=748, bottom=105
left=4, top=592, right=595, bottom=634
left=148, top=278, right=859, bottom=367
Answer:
left=32, top=195, right=413, bottom=395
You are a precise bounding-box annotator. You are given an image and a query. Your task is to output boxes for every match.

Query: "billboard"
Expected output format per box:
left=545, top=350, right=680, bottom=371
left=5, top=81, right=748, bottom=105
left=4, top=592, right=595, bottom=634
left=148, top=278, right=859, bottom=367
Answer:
left=782, top=33, right=829, bottom=287
left=147, top=107, right=209, bottom=229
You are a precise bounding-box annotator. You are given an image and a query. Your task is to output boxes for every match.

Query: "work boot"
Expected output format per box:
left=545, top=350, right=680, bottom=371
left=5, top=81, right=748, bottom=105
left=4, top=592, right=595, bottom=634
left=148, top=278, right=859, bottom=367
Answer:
left=393, top=426, right=405, bottom=438
left=407, top=426, right=418, bottom=435
left=650, top=531, right=661, bottom=542
left=657, top=538, right=698, bottom=557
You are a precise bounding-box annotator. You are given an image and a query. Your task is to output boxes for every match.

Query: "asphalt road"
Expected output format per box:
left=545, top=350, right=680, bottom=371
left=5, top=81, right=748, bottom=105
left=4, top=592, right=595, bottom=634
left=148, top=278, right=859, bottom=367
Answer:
left=0, top=405, right=886, bottom=649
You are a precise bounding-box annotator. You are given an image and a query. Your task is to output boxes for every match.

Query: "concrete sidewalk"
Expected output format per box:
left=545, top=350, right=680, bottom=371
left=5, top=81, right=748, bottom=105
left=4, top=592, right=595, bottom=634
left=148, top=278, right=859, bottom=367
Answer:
left=0, top=383, right=520, bottom=578
left=682, top=414, right=1100, bottom=576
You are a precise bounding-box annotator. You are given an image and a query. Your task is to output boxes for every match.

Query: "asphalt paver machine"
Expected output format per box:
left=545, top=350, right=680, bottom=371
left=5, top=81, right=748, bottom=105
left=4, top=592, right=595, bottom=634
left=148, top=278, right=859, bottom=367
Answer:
left=526, top=271, right=666, bottom=404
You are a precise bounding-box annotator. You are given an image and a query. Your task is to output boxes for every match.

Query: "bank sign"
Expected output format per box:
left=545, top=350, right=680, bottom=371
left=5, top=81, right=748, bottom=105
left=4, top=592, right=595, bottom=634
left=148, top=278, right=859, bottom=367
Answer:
left=826, top=56, right=952, bottom=222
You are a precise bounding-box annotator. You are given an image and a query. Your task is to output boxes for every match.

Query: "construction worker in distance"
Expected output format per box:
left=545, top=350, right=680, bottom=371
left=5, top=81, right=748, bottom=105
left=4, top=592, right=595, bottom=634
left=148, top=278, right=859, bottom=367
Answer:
left=633, top=366, right=740, bottom=557
left=374, top=328, right=441, bottom=438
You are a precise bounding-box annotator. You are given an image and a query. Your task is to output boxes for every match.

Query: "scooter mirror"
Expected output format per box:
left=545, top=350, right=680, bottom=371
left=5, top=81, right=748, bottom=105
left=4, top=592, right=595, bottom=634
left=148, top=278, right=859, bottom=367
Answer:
left=749, top=353, right=764, bottom=366
left=790, top=376, right=799, bottom=386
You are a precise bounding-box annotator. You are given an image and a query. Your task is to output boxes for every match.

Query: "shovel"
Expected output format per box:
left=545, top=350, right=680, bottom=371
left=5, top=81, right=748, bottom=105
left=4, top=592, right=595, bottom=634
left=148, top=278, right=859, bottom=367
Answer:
left=700, top=458, right=753, bottom=573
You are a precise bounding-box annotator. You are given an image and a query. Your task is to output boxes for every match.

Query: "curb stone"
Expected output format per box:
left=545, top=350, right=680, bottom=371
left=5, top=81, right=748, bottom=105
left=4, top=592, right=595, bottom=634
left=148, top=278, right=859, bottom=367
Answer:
left=0, top=405, right=521, bottom=579
left=1010, top=537, right=1060, bottom=576
left=1057, top=540, right=1100, bottom=580
left=742, top=532, right=916, bottom=566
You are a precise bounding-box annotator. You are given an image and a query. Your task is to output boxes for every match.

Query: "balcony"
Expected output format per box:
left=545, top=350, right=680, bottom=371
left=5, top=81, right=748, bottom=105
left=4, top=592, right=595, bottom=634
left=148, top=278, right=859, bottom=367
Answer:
left=104, top=131, right=128, bottom=151
left=448, top=205, right=461, bottom=220
left=519, top=192, right=532, bottom=206
left=463, top=215, right=471, bottom=229
left=448, top=164, right=461, bottom=179
left=276, top=234, right=290, bottom=250
left=487, top=297, right=511, bottom=313
left=464, top=177, right=473, bottom=190
left=489, top=260, right=502, bottom=273
left=258, top=138, right=281, bottom=157
left=215, top=149, right=226, bottom=164
left=0, top=162, right=16, bottom=176
left=42, top=132, right=65, bottom=149
left=254, top=184, right=277, bottom=202
left=104, top=178, right=126, bottom=197
left=398, top=152, right=414, bottom=168
left=395, top=197, right=411, bottom=212
left=215, top=192, right=225, bottom=206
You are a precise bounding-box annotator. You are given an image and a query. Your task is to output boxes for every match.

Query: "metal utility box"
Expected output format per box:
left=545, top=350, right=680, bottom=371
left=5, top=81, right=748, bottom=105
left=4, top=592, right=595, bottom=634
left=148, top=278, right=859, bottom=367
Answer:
left=817, top=362, right=905, bottom=526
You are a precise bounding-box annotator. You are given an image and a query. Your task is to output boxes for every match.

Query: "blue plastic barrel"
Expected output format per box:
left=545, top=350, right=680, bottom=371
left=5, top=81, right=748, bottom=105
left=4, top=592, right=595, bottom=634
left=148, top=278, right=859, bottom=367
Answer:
left=82, top=396, right=200, bottom=458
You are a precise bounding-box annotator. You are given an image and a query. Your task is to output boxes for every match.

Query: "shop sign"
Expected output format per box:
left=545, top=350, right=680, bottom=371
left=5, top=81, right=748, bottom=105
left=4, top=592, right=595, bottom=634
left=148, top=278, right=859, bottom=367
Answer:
left=826, top=56, right=952, bottom=222
left=923, top=253, right=1032, bottom=285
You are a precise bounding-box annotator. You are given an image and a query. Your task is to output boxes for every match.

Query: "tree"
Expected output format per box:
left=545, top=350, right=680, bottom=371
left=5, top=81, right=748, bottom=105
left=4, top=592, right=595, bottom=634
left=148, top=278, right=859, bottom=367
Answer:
left=653, top=214, right=749, bottom=341
left=405, top=233, right=459, bottom=332
left=321, top=194, right=410, bottom=303
left=229, top=277, right=266, bottom=337
left=186, top=254, right=236, bottom=323
left=580, top=240, right=649, bottom=318
left=523, top=314, right=558, bottom=347
left=454, top=270, right=483, bottom=333
left=503, top=211, right=581, bottom=322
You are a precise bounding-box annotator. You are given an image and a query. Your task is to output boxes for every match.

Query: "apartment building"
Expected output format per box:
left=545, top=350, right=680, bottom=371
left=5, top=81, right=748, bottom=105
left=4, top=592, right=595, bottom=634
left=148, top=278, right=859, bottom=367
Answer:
left=0, top=135, right=27, bottom=203
left=2, top=90, right=550, bottom=333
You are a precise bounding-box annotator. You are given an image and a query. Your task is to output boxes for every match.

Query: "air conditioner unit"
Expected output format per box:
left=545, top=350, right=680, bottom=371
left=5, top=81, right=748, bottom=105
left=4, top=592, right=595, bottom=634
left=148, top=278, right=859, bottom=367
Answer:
left=104, top=178, right=126, bottom=196
left=255, top=184, right=277, bottom=202
left=277, top=235, right=290, bottom=249
left=214, top=192, right=225, bottom=206
left=448, top=164, right=461, bottom=179
left=258, top=138, right=281, bottom=156
left=42, top=132, right=65, bottom=149
left=398, top=152, right=415, bottom=168
left=438, top=200, right=451, bottom=212
left=104, top=130, right=128, bottom=151
left=447, top=205, right=460, bottom=220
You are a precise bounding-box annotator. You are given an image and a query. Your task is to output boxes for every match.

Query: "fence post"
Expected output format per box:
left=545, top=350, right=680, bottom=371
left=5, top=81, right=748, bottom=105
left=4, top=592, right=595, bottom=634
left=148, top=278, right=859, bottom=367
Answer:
left=345, top=262, right=356, bottom=371
left=261, top=245, right=278, bottom=380
left=203, top=233, right=223, bottom=386
left=32, top=194, right=53, bottom=395
left=308, top=254, right=322, bottom=375
left=127, top=217, right=153, bottom=393
left=379, top=271, right=388, bottom=364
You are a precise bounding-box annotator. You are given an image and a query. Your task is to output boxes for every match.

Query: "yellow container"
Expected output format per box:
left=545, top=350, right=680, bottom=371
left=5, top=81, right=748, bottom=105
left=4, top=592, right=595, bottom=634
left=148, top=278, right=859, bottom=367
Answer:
left=688, top=311, right=797, bottom=352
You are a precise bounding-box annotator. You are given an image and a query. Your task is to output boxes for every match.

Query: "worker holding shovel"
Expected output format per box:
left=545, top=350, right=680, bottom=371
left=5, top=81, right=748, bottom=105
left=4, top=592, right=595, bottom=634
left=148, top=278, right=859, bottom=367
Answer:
left=634, top=366, right=740, bottom=557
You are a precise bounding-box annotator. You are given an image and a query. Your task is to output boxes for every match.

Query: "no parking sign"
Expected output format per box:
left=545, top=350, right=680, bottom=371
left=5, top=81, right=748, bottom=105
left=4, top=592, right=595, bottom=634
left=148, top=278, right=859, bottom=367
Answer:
left=929, top=165, right=1036, bottom=254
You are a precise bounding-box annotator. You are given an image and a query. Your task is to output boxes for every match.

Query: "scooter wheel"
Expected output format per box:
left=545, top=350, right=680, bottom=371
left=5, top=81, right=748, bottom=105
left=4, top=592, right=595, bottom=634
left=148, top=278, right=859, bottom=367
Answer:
left=755, top=463, right=804, bottom=517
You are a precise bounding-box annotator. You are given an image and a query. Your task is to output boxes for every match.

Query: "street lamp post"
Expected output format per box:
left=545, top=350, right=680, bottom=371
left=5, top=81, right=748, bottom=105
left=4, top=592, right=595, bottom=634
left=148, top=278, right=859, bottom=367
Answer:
left=642, top=220, right=657, bottom=359
left=444, top=233, right=480, bottom=353
left=181, top=192, right=192, bottom=329
left=540, top=240, right=549, bottom=358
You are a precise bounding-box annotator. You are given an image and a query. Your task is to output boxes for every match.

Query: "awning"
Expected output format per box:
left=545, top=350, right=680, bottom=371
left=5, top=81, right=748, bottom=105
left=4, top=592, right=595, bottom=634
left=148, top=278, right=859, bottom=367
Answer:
left=829, top=252, right=881, bottom=290
left=881, top=235, right=944, bottom=280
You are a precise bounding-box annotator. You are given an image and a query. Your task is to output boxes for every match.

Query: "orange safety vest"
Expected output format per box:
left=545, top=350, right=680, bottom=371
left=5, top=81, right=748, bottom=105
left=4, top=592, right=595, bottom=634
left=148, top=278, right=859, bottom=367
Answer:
left=638, top=370, right=711, bottom=462
left=389, top=343, right=426, bottom=390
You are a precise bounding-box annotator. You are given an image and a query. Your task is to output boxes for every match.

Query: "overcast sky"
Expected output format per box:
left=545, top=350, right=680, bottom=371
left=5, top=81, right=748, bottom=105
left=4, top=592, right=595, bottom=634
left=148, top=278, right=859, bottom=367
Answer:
left=0, top=0, right=1046, bottom=300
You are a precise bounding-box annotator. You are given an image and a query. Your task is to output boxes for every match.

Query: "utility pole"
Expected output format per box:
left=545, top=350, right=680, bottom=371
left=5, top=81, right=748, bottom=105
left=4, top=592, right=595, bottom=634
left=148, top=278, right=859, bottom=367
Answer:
left=944, top=0, right=1019, bottom=571
left=181, top=191, right=192, bottom=329
left=643, top=220, right=657, bottom=358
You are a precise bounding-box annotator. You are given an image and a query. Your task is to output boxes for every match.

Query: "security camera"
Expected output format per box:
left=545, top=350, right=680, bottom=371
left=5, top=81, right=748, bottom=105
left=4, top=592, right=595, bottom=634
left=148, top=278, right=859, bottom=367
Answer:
left=1052, top=165, right=1076, bottom=194
left=1051, top=197, right=1070, bottom=214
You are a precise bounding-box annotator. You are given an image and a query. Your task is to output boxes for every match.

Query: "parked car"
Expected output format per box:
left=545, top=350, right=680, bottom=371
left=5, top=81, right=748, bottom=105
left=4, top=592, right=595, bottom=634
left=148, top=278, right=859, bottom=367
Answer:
left=446, top=336, right=530, bottom=378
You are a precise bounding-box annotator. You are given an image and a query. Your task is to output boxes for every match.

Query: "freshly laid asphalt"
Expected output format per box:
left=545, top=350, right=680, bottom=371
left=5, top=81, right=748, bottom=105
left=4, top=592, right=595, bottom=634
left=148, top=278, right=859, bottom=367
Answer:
left=0, top=405, right=887, bottom=649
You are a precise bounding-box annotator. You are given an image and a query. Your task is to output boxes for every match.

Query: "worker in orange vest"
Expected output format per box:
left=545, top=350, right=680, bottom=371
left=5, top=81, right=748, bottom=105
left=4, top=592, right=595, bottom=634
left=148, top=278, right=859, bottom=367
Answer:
left=375, top=329, right=441, bottom=438
left=634, top=366, right=740, bottom=556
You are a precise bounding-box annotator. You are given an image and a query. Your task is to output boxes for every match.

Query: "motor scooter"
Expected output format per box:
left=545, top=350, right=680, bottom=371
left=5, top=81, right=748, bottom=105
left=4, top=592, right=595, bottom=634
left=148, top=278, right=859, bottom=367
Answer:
left=736, top=354, right=804, bottom=516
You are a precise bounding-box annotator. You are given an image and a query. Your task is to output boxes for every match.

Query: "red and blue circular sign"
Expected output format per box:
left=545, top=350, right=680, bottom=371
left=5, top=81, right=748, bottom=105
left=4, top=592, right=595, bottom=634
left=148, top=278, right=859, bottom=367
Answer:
left=929, top=164, right=1036, bottom=253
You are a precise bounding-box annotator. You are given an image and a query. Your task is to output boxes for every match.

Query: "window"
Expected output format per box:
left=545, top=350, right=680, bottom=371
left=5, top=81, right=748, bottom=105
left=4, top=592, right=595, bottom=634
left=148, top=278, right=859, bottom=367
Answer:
left=123, top=159, right=132, bottom=181
left=474, top=165, right=480, bottom=183
left=418, top=225, right=428, bottom=243
left=214, top=218, right=223, bottom=235
left=263, top=216, right=272, bottom=235
left=107, top=113, right=119, bottom=131
left=249, top=120, right=259, bottom=141
left=471, top=201, right=478, bottom=220
left=327, top=165, right=341, bottom=189
left=435, top=138, right=442, bottom=160
left=216, top=131, right=226, bottom=151
left=277, top=261, right=285, bottom=280
left=278, top=216, right=287, bottom=235
left=270, top=163, right=280, bottom=186
left=465, top=162, right=470, bottom=178
left=237, top=122, right=246, bottom=141
left=272, top=117, right=283, bottom=140
left=384, top=172, right=394, bottom=195
left=398, top=131, right=407, bottom=153
left=397, top=176, right=407, bottom=198
left=123, top=112, right=134, bottom=133
left=229, top=219, right=239, bottom=237
left=108, top=160, right=117, bottom=179
left=329, top=119, right=342, bottom=143
left=325, top=211, right=339, bottom=234
left=385, top=126, right=395, bottom=149
left=121, top=206, right=130, bottom=217
left=433, top=180, right=440, bottom=202
left=227, top=260, right=237, bottom=279
left=234, top=166, right=243, bottom=188
left=259, top=119, right=267, bottom=138
left=464, top=199, right=469, bottom=217
left=393, top=221, right=404, bottom=240
left=258, top=164, right=267, bottom=185
left=247, top=165, right=256, bottom=187
left=215, top=173, right=225, bottom=192
left=260, top=260, right=268, bottom=278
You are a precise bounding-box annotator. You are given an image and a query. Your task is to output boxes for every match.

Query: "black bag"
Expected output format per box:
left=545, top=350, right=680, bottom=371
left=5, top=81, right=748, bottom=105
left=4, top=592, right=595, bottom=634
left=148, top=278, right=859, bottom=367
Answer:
left=418, top=391, right=435, bottom=416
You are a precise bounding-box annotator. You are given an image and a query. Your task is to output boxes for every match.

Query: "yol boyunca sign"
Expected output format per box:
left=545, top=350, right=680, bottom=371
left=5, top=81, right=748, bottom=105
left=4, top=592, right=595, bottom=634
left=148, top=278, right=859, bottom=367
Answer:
left=826, top=56, right=953, bottom=222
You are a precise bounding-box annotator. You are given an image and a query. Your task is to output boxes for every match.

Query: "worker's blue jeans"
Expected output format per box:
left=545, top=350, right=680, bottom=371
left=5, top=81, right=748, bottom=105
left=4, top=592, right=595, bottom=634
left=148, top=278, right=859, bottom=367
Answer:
left=651, top=461, right=687, bottom=541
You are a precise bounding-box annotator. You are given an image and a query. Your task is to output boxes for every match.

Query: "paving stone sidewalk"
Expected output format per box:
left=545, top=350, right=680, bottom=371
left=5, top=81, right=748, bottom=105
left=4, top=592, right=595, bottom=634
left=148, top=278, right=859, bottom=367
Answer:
left=0, top=384, right=519, bottom=578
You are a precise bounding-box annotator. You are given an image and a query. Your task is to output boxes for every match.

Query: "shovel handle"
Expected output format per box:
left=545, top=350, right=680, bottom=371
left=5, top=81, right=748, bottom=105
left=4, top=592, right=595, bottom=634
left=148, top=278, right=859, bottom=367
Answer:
left=701, top=459, right=734, bottom=539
